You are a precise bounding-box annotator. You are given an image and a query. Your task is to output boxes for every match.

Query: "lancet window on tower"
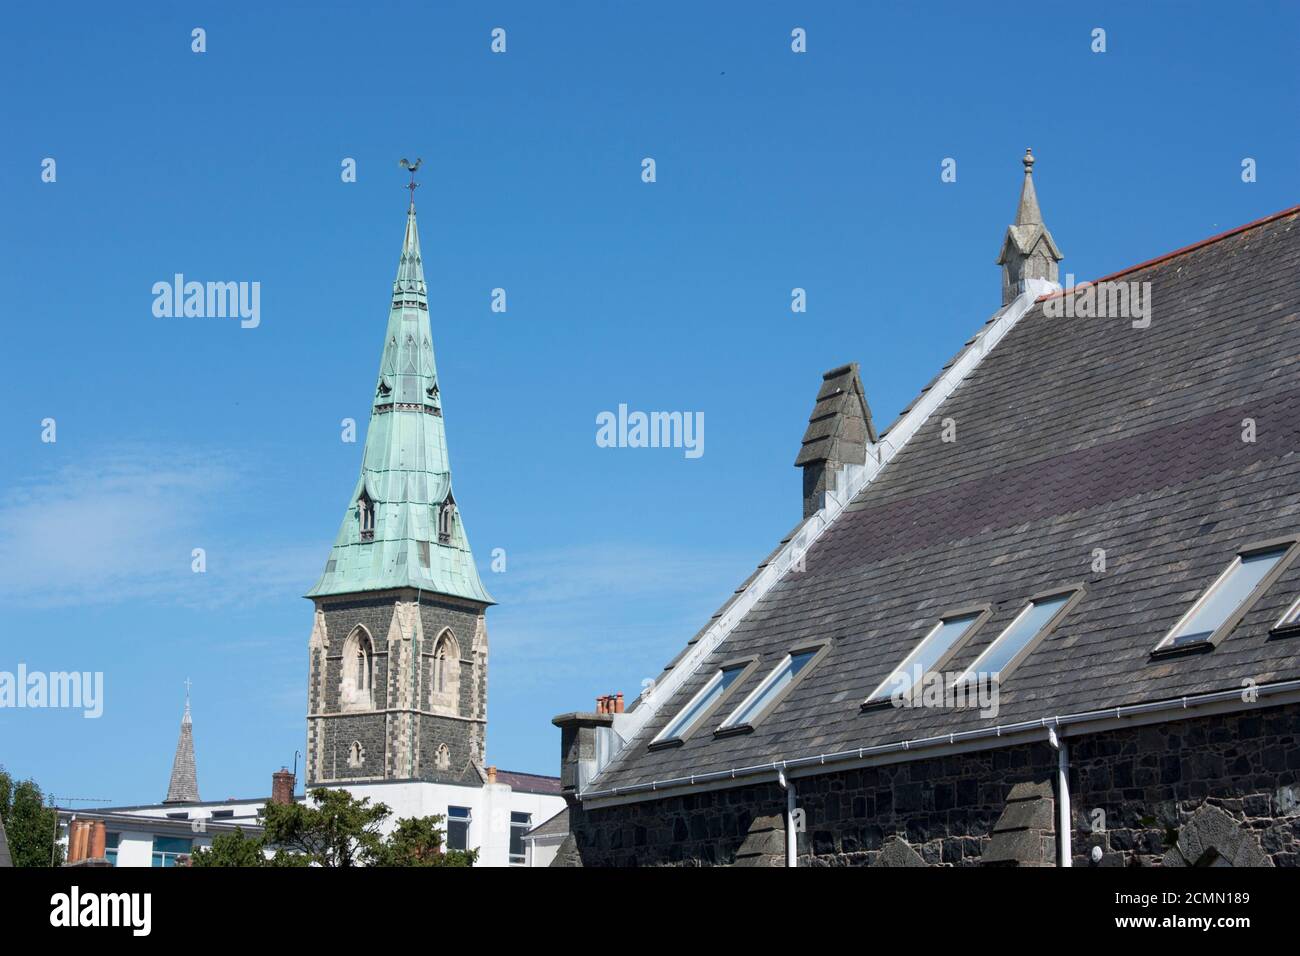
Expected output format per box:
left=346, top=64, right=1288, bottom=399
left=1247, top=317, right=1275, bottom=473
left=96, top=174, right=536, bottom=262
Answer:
left=341, top=627, right=375, bottom=711
left=430, top=630, right=461, bottom=714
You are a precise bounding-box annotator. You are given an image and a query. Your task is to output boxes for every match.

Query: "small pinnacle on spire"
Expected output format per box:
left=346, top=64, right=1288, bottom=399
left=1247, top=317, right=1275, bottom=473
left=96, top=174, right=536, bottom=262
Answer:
left=183, top=677, right=192, bottom=721
left=996, top=147, right=1063, bottom=305
left=1014, top=148, right=1043, bottom=226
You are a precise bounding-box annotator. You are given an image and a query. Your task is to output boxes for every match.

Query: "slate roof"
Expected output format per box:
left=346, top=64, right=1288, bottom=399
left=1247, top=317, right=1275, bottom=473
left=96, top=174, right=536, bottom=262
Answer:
left=526, top=806, right=570, bottom=839
left=593, top=206, right=1300, bottom=794
left=493, top=769, right=562, bottom=795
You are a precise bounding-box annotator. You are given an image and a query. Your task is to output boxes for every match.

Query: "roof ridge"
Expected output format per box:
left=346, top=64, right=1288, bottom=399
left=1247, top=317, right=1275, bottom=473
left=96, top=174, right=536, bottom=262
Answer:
left=1037, top=203, right=1300, bottom=302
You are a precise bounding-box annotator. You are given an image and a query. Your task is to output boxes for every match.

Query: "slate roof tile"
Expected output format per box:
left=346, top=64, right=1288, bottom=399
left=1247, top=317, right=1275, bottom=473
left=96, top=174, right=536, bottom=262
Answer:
left=594, top=208, right=1300, bottom=792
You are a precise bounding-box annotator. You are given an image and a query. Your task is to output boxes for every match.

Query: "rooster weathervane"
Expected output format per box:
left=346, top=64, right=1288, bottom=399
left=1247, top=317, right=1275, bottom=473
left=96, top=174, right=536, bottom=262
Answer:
left=399, top=157, right=422, bottom=202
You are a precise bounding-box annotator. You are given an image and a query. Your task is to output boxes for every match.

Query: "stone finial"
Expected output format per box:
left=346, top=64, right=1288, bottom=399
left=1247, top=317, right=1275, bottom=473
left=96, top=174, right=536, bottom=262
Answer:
left=996, top=148, right=1063, bottom=306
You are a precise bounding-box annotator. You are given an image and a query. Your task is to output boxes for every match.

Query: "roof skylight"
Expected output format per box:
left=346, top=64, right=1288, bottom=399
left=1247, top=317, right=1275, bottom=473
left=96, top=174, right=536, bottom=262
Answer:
left=1156, top=543, right=1296, bottom=652
left=717, top=645, right=826, bottom=734
left=651, top=661, right=749, bottom=746
left=864, top=610, right=986, bottom=706
left=955, top=590, right=1078, bottom=686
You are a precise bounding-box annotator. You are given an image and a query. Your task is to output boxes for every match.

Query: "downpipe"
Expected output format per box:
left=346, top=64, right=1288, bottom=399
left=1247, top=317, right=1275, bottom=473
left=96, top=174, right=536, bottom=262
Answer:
left=1047, top=727, right=1072, bottom=867
left=777, top=769, right=797, bottom=868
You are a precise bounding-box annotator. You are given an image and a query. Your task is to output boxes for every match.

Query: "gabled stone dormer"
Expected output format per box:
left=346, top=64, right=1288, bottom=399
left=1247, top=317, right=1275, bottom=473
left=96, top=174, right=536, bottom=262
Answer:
left=795, top=362, right=876, bottom=519
left=996, top=149, right=1063, bottom=306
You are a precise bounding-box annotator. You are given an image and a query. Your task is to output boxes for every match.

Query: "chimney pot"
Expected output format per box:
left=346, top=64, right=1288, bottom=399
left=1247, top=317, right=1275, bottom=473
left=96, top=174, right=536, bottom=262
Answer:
left=271, top=767, right=296, bottom=805
left=486, top=765, right=497, bottom=784
left=68, top=819, right=89, bottom=864
left=615, top=692, right=624, bottom=714
left=89, top=821, right=107, bottom=860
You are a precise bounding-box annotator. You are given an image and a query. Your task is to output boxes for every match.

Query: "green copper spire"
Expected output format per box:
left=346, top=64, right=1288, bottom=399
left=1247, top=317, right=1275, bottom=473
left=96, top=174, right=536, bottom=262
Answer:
left=307, top=195, right=494, bottom=604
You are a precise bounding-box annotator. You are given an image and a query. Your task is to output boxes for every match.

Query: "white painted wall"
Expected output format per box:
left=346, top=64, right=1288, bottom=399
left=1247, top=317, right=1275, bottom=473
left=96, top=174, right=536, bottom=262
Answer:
left=104, top=781, right=564, bottom=867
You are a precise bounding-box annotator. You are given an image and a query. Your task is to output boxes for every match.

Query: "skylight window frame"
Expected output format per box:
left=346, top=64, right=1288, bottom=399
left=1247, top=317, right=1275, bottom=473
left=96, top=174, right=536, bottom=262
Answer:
left=861, top=603, right=992, bottom=711
left=1273, top=595, right=1300, bottom=637
left=1153, top=537, right=1300, bottom=657
left=648, top=656, right=758, bottom=750
left=952, top=586, right=1085, bottom=689
left=714, top=641, right=832, bottom=738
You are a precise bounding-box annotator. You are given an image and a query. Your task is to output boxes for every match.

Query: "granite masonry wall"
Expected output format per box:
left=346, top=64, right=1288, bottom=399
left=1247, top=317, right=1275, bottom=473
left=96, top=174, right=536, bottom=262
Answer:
left=307, top=591, right=487, bottom=787
left=1070, top=705, right=1300, bottom=867
left=559, top=702, right=1300, bottom=867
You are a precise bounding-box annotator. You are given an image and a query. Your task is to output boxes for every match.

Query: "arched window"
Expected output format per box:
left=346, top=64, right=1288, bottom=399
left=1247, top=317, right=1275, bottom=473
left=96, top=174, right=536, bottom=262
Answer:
left=358, top=493, right=376, bottom=540
left=437, top=499, right=456, bottom=544
left=341, top=627, right=375, bottom=711
left=435, top=743, right=451, bottom=771
left=430, top=630, right=461, bottom=714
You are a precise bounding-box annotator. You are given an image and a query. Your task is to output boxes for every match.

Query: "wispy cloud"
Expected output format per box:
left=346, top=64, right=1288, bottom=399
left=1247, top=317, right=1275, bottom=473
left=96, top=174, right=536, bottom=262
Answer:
left=0, top=445, right=319, bottom=608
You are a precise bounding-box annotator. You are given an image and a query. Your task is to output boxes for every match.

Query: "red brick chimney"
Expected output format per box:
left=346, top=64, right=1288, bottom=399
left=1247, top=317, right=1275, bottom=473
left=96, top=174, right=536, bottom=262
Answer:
left=271, top=767, right=295, bottom=806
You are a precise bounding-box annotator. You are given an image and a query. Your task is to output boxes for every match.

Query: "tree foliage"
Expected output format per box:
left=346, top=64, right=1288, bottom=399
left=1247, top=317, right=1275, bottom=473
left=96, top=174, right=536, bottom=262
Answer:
left=0, top=765, right=63, bottom=867
left=189, top=788, right=474, bottom=867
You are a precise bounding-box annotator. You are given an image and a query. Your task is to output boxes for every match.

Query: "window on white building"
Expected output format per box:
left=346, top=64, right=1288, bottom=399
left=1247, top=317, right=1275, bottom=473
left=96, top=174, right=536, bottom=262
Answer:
left=509, top=812, right=531, bottom=865
left=446, top=806, right=471, bottom=852
left=152, top=836, right=192, bottom=868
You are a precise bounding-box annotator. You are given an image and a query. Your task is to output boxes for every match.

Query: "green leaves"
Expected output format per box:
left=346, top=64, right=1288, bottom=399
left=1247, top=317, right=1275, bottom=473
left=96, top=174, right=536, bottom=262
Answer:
left=0, top=765, right=62, bottom=868
left=189, top=787, right=474, bottom=867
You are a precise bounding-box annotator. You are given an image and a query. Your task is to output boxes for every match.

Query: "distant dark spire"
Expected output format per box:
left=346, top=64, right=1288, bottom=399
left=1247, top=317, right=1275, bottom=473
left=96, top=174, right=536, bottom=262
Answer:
left=996, top=148, right=1063, bottom=305
left=164, top=682, right=200, bottom=804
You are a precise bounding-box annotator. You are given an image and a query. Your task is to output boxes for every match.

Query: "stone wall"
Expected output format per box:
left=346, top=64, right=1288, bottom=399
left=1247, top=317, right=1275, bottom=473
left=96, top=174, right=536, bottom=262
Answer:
left=307, top=591, right=488, bottom=787
left=1071, top=705, right=1300, bottom=867
left=564, top=745, right=1058, bottom=867
left=561, top=703, right=1300, bottom=867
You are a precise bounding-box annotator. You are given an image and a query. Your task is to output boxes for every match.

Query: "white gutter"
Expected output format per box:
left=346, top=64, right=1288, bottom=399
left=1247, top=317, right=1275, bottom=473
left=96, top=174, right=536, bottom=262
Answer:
left=579, top=678, right=1300, bottom=805
left=600, top=277, right=1060, bottom=766
left=1047, top=727, right=1071, bottom=867
left=777, top=769, right=797, bottom=868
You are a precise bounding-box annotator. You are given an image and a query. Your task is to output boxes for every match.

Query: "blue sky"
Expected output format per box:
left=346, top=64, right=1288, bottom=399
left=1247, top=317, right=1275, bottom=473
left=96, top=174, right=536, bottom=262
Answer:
left=2, top=1, right=1296, bottom=805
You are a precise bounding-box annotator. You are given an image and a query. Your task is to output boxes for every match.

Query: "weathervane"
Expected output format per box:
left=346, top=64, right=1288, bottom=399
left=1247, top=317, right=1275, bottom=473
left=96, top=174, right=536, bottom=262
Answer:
left=399, top=157, right=422, bottom=204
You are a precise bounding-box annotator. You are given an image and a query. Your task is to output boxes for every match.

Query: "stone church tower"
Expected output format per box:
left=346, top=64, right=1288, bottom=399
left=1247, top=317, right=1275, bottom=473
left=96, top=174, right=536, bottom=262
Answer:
left=305, top=187, right=494, bottom=788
